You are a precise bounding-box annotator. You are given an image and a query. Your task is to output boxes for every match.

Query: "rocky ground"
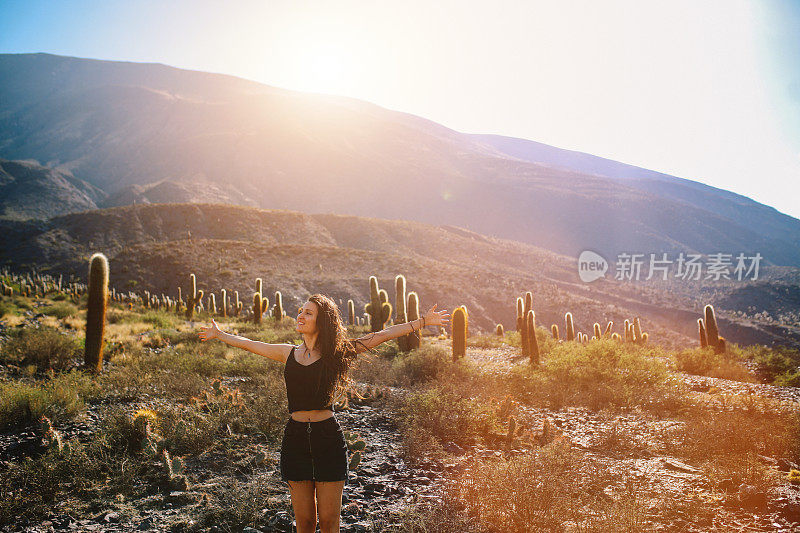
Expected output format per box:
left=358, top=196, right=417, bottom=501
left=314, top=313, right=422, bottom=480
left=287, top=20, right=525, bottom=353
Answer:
left=2, top=328, right=800, bottom=532
left=0, top=388, right=455, bottom=532
left=459, top=343, right=800, bottom=532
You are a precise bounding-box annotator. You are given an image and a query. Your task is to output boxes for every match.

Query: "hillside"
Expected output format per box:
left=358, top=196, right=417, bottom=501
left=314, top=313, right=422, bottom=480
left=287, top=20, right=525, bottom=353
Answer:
left=0, top=159, right=105, bottom=220
left=1, top=203, right=798, bottom=349
left=2, top=53, right=800, bottom=268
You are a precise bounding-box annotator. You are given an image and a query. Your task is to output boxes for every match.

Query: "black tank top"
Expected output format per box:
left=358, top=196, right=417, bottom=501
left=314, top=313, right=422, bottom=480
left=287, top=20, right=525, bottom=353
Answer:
left=284, top=346, right=334, bottom=413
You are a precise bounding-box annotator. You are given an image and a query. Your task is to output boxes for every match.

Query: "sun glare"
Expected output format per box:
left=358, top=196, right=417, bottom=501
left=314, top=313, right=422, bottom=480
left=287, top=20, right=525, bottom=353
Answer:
left=273, top=22, right=367, bottom=97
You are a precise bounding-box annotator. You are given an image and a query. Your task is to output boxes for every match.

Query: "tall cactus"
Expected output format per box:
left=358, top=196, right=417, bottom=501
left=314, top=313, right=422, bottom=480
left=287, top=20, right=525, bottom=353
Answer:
left=624, top=319, right=631, bottom=342
left=395, top=275, right=409, bottom=352
left=185, top=273, right=197, bottom=320
left=526, top=310, right=539, bottom=365
left=704, top=304, right=719, bottom=349
left=348, top=299, right=355, bottom=326
left=496, top=324, right=504, bottom=336
left=84, top=253, right=109, bottom=373
left=698, top=318, right=707, bottom=348
left=365, top=276, right=392, bottom=332
left=407, top=292, right=421, bottom=350
left=633, top=317, right=643, bottom=344
left=253, top=293, right=262, bottom=324
left=521, top=293, right=532, bottom=358
left=604, top=321, right=613, bottom=337
left=273, top=291, right=284, bottom=320
left=565, top=312, right=575, bottom=342
left=221, top=289, right=227, bottom=318
left=551, top=324, right=559, bottom=340
left=593, top=323, right=601, bottom=340
left=209, top=293, right=217, bottom=316
left=452, top=306, right=467, bottom=361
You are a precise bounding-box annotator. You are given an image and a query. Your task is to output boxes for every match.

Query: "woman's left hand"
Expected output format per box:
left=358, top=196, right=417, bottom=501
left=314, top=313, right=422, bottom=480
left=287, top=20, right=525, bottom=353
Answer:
left=422, top=304, right=450, bottom=328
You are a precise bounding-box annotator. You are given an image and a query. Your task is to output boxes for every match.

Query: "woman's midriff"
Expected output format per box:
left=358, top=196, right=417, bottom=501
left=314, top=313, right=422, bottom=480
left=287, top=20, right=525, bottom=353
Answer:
left=290, top=409, right=334, bottom=422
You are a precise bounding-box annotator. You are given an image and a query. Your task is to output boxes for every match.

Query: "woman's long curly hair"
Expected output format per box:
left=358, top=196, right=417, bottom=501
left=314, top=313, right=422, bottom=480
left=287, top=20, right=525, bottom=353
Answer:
left=305, top=293, right=376, bottom=407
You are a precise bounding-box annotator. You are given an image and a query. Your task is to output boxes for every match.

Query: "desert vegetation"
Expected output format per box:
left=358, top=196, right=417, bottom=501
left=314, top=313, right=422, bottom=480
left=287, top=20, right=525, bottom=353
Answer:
left=0, top=266, right=798, bottom=531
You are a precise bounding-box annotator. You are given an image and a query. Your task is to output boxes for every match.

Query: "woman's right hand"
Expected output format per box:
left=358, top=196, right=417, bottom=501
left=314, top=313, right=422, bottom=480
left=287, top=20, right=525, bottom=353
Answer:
left=199, top=319, right=221, bottom=342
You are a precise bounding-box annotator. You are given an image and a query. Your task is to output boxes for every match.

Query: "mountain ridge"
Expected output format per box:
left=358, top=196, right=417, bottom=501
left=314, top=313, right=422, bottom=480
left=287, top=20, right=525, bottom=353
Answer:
left=1, top=52, right=799, bottom=269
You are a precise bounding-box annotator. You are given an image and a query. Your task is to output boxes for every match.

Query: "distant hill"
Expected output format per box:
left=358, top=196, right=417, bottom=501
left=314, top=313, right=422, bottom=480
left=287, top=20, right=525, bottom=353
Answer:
left=1, top=203, right=798, bottom=349
left=2, top=53, right=800, bottom=268
left=0, top=159, right=105, bottom=220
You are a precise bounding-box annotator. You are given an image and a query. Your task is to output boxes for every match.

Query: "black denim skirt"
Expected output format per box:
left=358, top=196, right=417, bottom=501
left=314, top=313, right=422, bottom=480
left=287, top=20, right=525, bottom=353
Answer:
left=280, top=415, right=349, bottom=483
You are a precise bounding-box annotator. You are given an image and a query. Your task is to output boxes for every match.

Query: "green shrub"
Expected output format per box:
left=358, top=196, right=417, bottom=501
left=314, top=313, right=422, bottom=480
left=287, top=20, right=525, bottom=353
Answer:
left=40, top=302, right=78, bottom=319
left=0, top=369, right=101, bottom=430
left=389, top=344, right=451, bottom=386
left=747, top=345, right=800, bottom=385
left=194, top=475, right=281, bottom=531
left=510, top=339, right=686, bottom=413
left=466, top=333, right=505, bottom=349
left=139, top=310, right=178, bottom=329
left=674, top=346, right=754, bottom=382
left=436, top=440, right=646, bottom=532
left=392, top=381, right=495, bottom=464
left=0, top=327, right=82, bottom=372
left=0, top=300, right=15, bottom=318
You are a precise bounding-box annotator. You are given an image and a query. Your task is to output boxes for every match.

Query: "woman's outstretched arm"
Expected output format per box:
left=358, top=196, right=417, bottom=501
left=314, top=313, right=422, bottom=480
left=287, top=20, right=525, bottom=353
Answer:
left=198, top=319, right=293, bottom=363
left=353, top=304, right=450, bottom=353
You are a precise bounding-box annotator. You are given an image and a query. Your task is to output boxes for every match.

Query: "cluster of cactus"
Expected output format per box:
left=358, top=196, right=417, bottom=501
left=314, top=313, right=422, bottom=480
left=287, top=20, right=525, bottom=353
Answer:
left=513, top=292, right=540, bottom=363
left=252, top=278, right=269, bottom=325
left=132, top=408, right=164, bottom=455
left=0, top=270, right=83, bottom=300
left=0, top=281, right=13, bottom=297
left=553, top=312, right=647, bottom=345
left=491, top=396, right=529, bottom=450
left=620, top=317, right=648, bottom=344
left=185, top=273, right=204, bottom=320
left=452, top=305, right=468, bottom=360
left=364, top=276, right=392, bottom=332
left=161, top=448, right=189, bottom=491
left=698, top=304, right=726, bottom=354
left=84, top=253, right=109, bottom=373
left=339, top=384, right=389, bottom=409
left=343, top=430, right=366, bottom=471
left=191, top=379, right=245, bottom=433
left=131, top=409, right=189, bottom=490
left=39, top=415, right=64, bottom=453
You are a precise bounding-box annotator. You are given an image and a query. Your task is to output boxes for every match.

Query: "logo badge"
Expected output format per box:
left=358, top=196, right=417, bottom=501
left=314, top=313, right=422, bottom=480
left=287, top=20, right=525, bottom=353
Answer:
left=578, top=250, right=608, bottom=283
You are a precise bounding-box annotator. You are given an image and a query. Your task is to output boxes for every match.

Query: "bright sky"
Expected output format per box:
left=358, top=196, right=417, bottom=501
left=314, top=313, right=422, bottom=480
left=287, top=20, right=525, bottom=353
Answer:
left=2, top=0, right=799, bottom=219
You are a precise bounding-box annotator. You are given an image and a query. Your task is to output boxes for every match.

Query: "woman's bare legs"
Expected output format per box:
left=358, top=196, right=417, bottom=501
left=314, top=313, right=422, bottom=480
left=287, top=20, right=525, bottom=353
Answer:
left=315, top=481, right=345, bottom=533
left=288, top=480, right=317, bottom=533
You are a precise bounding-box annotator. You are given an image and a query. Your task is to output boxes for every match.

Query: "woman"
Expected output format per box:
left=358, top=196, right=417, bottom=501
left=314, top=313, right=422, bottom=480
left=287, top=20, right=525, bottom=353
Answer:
left=198, top=293, right=450, bottom=533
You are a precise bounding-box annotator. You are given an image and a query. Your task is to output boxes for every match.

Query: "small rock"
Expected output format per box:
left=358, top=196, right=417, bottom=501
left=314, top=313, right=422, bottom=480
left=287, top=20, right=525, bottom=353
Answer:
left=738, top=484, right=767, bottom=509
left=103, top=512, right=120, bottom=523
left=137, top=517, right=154, bottom=530
left=778, top=458, right=799, bottom=473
